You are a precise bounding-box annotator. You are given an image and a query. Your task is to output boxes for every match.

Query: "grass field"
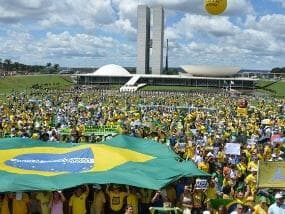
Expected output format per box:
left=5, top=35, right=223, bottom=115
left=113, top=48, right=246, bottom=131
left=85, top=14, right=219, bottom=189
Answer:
left=0, top=75, right=74, bottom=94
left=256, top=80, right=285, bottom=97
left=141, top=85, right=206, bottom=91
left=0, top=75, right=284, bottom=97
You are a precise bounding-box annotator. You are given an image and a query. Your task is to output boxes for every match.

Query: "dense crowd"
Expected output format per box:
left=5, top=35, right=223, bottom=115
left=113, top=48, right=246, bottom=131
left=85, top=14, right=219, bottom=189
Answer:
left=0, top=86, right=284, bottom=214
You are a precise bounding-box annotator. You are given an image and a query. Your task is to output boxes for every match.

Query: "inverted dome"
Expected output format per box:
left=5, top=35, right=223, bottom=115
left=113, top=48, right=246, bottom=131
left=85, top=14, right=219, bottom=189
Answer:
left=180, top=65, right=240, bottom=77
left=92, top=64, right=131, bottom=76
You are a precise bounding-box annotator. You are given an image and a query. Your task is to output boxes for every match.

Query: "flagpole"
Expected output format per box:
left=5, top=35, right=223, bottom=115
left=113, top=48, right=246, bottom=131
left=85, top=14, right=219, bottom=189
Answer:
left=257, top=160, right=260, bottom=190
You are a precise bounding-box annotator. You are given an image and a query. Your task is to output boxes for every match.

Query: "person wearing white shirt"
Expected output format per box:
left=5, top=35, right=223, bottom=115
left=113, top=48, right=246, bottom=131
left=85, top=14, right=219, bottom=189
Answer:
left=268, top=193, right=285, bottom=214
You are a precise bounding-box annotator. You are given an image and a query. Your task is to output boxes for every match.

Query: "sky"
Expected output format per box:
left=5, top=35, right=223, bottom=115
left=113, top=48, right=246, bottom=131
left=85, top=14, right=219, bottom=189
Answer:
left=0, top=0, right=284, bottom=70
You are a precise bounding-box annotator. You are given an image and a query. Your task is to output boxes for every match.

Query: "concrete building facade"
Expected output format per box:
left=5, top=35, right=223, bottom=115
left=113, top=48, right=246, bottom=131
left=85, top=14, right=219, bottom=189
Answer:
left=151, top=5, right=164, bottom=75
left=136, top=5, right=150, bottom=74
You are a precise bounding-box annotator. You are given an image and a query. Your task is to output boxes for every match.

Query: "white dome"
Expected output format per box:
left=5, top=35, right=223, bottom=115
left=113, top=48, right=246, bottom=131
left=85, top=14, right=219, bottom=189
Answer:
left=92, top=64, right=131, bottom=76
left=180, top=65, right=240, bottom=77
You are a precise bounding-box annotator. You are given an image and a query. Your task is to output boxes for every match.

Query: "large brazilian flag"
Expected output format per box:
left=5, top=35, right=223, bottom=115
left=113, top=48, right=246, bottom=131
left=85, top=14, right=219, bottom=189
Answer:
left=0, top=135, right=208, bottom=192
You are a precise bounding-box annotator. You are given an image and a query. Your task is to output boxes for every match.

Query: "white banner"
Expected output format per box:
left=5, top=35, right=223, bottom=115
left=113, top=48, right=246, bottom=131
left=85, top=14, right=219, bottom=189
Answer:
left=225, top=143, right=240, bottom=155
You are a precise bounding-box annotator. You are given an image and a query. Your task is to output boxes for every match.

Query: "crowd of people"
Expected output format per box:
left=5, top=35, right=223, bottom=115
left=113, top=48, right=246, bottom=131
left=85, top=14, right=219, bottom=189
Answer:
left=0, top=86, right=284, bottom=214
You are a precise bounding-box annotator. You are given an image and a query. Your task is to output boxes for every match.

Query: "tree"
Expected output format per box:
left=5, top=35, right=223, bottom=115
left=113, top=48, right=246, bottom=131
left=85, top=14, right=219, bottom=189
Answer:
left=46, top=62, right=52, bottom=68
left=53, top=64, right=60, bottom=72
left=14, top=62, right=20, bottom=71
left=271, top=67, right=285, bottom=73
left=4, top=59, right=12, bottom=71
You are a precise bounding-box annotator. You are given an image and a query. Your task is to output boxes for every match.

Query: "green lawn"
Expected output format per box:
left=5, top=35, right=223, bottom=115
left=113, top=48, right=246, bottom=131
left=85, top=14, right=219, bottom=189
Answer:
left=141, top=85, right=207, bottom=91
left=0, top=75, right=74, bottom=94
left=256, top=80, right=285, bottom=97
left=0, top=75, right=284, bottom=98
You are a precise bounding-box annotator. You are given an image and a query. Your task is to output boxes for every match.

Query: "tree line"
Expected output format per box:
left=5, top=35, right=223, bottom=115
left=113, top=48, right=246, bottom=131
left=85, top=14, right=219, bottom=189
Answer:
left=0, top=58, right=60, bottom=74
left=271, top=67, right=285, bottom=73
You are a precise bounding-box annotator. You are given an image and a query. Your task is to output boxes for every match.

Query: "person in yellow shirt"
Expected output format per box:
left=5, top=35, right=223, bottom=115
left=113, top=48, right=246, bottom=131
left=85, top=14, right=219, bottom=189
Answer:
left=263, top=145, right=272, bottom=161
left=198, top=159, right=209, bottom=173
left=184, top=143, right=195, bottom=160
left=106, top=185, right=128, bottom=214
left=69, top=185, right=89, bottom=214
left=1, top=192, right=30, bottom=214
left=206, top=179, right=217, bottom=201
left=206, top=178, right=217, bottom=210
left=253, top=196, right=267, bottom=214
left=139, top=188, right=153, bottom=214
left=126, top=187, right=139, bottom=214
left=236, top=159, right=247, bottom=176
left=192, top=188, right=206, bottom=214
left=165, top=185, right=177, bottom=207
left=247, top=156, right=258, bottom=172
left=217, top=149, right=226, bottom=164
left=245, top=169, right=257, bottom=195
left=90, top=185, right=106, bottom=214
left=235, top=191, right=246, bottom=204
left=36, top=191, right=51, bottom=214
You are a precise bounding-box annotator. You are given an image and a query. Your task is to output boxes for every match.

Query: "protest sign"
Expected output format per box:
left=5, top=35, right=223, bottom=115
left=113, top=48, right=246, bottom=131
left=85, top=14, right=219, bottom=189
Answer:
left=225, top=143, right=240, bottom=155
left=195, top=179, right=208, bottom=189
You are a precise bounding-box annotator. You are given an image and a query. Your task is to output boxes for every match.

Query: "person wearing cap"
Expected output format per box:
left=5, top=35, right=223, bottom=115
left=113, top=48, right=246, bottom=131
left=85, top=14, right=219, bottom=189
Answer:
left=268, top=193, right=285, bottom=214
left=253, top=196, right=267, bottom=214
left=90, top=185, right=106, bottom=214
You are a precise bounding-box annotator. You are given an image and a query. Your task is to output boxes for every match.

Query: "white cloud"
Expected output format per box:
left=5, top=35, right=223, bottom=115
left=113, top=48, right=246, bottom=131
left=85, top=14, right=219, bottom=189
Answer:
left=245, top=14, right=285, bottom=39
left=0, top=0, right=115, bottom=29
left=103, top=19, right=137, bottom=40
left=0, top=0, right=48, bottom=22
left=39, top=0, right=115, bottom=29
left=167, top=14, right=239, bottom=40
left=164, top=11, right=285, bottom=69
left=0, top=0, right=283, bottom=69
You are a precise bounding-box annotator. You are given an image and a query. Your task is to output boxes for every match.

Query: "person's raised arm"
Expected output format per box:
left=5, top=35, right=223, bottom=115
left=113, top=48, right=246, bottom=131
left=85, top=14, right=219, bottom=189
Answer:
left=68, top=197, right=73, bottom=214
left=151, top=191, right=160, bottom=203
left=49, top=193, right=54, bottom=208
left=106, top=184, right=110, bottom=195
left=84, top=185, right=89, bottom=195
left=59, top=191, right=66, bottom=202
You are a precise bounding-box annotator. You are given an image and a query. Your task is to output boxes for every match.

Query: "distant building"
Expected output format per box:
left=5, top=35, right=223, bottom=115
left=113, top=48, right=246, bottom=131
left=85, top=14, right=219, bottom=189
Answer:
left=136, top=5, right=164, bottom=75
left=151, top=5, right=164, bottom=75
left=76, top=64, right=257, bottom=90
left=180, top=65, right=240, bottom=77
left=136, top=5, right=150, bottom=75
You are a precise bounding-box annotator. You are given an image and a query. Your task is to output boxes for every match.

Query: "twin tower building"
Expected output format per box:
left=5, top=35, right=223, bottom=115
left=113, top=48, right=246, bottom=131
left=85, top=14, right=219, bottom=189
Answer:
left=136, top=5, right=164, bottom=75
